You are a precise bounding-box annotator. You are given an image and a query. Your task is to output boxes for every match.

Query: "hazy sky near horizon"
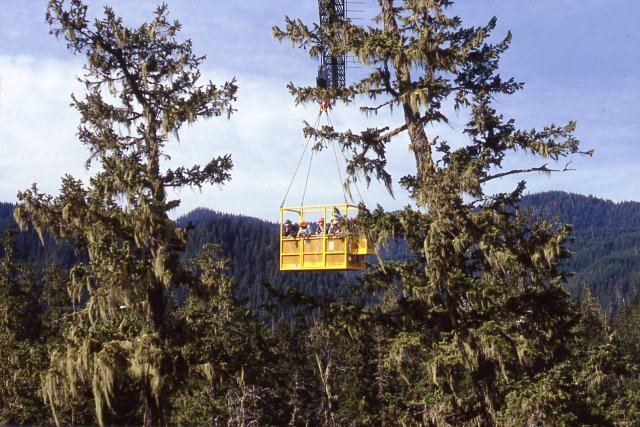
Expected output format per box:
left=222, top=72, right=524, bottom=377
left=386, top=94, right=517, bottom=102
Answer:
left=0, top=0, right=638, bottom=220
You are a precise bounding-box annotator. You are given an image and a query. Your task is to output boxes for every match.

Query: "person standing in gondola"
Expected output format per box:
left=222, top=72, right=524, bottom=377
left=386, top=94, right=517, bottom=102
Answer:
left=328, top=216, right=342, bottom=236
left=298, top=220, right=311, bottom=238
left=283, top=219, right=298, bottom=237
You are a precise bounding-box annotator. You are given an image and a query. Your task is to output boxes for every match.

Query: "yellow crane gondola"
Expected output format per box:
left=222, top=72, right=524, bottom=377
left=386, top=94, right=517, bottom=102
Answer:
left=279, top=203, right=374, bottom=271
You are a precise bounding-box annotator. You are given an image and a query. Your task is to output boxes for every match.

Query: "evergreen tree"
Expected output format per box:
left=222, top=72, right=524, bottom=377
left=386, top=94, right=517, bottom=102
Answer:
left=0, top=231, right=48, bottom=424
left=14, top=1, right=236, bottom=425
left=611, top=297, right=640, bottom=421
left=168, top=244, right=271, bottom=425
left=39, top=265, right=96, bottom=426
left=496, top=289, right=617, bottom=426
left=275, top=1, right=598, bottom=424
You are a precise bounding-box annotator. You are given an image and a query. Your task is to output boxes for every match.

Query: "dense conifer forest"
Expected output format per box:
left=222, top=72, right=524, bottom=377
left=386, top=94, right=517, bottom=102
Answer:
left=3, top=196, right=640, bottom=425
left=523, top=192, right=640, bottom=312
left=3, top=191, right=639, bottom=316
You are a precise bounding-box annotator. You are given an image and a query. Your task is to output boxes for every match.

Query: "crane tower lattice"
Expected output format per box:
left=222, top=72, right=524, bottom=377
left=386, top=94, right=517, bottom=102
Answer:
left=317, top=0, right=346, bottom=89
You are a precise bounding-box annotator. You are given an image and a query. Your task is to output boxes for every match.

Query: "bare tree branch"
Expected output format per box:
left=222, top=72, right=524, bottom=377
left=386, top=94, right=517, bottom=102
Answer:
left=480, top=162, right=574, bottom=183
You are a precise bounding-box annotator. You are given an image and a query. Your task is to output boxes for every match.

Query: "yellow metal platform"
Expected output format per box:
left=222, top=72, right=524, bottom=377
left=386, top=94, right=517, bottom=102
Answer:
left=279, top=203, right=374, bottom=271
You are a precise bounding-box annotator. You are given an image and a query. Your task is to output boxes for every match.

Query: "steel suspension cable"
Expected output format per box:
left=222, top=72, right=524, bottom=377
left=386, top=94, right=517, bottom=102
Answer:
left=300, top=145, right=315, bottom=207
left=325, top=112, right=365, bottom=204
left=326, top=111, right=348, bottom=202
left=280, top=112, right=323, bottom=207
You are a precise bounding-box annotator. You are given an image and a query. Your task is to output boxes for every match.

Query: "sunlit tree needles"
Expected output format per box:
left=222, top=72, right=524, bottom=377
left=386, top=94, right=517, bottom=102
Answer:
left=14, top=1, right=236, bottom=425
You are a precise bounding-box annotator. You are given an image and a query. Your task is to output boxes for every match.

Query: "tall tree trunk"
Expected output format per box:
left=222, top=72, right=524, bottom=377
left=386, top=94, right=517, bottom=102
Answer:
left=380, top=0, right=435, bottom=207
left=316, top=352, right=336, bottom=427
left=143, top=379, right=162, bottom=427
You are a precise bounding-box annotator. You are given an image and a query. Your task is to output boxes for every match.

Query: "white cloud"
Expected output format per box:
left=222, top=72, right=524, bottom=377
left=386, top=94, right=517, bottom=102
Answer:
left=0, top=55, right=89, bottom=200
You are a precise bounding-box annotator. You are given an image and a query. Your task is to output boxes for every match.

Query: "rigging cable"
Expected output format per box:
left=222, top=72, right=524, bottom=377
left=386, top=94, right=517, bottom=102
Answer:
left=300, top=143, right=315, bottom=207
left=280, top=111, right=323, bottom=207
left=281, top=104, right=366, bottom=208
left=324, top=110, right=348, bottom=203
left=325, top=110, right=365, bottom=204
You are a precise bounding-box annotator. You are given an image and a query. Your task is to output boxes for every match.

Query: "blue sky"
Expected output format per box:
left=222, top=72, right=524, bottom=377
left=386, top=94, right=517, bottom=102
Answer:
left=0, top=0, right=638, bottom=220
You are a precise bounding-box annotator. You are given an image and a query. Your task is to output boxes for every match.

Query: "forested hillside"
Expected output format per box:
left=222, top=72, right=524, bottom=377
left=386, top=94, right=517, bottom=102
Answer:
left=0, top=202, right=79, bottom=268
left=0, top=203, right=359, bottom=315
left=177, top=208, right=359, bottom=315
left=178, top=193, right=640, bottom=313
left=3, top=191, right=639, bottom=314
left=523, top=192, right=640, bottom=312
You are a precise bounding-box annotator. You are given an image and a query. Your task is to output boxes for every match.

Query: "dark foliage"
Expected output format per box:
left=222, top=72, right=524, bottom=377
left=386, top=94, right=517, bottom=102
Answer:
left=523, top=191, right=640, bottom=312
left=3, top=191, right=639, bottom=316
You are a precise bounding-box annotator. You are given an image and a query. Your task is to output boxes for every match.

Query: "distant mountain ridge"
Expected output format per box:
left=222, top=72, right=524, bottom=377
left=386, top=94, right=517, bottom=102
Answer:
left=1, top=191, right=639, bottom=313
left=522, top=192, right=640, bottom=311
left=523, top=191, right=640, bottom=230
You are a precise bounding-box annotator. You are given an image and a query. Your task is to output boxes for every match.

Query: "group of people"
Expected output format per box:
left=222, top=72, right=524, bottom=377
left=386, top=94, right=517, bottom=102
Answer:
left=282, top=216, right=342, bottom=238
